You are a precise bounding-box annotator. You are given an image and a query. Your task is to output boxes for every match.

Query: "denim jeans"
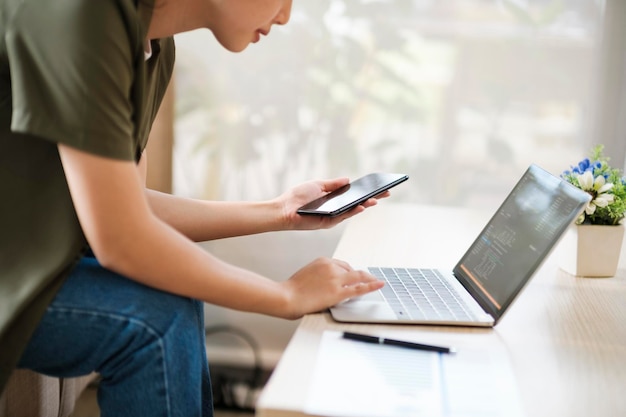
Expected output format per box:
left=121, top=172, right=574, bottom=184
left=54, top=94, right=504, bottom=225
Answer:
left=18, top=253, right=213, bottom=417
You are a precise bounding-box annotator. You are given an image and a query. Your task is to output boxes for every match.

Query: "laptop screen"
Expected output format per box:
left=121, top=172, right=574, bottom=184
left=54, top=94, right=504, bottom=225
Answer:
left=453, top=164, right=590, bottom=322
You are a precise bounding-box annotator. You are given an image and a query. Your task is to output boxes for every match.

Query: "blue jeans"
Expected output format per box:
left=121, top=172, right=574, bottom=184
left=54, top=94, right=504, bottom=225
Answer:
left=18, top=253, right=213, bottom=417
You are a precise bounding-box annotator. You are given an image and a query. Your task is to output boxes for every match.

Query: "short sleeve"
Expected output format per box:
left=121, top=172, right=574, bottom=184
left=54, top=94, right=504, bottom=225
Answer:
left=5, top=0, right=141, bottom=160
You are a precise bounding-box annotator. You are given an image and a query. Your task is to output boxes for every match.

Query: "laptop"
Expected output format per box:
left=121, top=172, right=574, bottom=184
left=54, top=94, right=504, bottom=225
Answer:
left=330, top=164, right=591, bottom=327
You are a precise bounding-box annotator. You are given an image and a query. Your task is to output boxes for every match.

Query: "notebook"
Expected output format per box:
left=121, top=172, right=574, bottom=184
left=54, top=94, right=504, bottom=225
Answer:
left=330, top=164, right=591, bottom=327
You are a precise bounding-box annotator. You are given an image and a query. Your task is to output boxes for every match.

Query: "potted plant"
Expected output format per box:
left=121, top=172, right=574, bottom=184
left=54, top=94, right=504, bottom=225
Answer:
left=559, top=145, right=626, bottom=277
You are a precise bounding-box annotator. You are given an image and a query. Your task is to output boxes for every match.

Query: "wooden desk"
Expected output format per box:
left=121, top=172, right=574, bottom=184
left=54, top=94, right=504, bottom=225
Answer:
left=256, top=203, right=626, bottom=417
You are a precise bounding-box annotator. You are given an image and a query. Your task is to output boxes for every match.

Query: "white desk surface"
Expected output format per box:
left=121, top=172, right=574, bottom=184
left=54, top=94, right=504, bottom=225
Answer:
left=256, top=203, right=626, bottom=417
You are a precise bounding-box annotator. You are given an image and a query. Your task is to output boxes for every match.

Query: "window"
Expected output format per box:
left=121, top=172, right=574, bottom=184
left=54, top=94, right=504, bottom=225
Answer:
left=174, top=0, right=606, bottom=209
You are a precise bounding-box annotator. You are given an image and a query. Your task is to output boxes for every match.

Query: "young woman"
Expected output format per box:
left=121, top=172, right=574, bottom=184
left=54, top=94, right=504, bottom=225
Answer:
left=0, top=0, right=385, bottom=415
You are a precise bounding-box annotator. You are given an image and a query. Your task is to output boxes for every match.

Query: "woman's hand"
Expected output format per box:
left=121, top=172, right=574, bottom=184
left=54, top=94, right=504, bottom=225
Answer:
left=277, top=177, right=390, bottom=231
left=278, top=257, right=385, bottom=319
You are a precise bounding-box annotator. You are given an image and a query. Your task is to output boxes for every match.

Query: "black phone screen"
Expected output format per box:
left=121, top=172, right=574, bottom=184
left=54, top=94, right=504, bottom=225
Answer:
left=296, top=173, right=408, bottom=216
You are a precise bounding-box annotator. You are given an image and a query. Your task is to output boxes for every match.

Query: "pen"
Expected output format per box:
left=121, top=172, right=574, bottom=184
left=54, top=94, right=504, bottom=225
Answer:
left=342, top=331, right=456, bottom=354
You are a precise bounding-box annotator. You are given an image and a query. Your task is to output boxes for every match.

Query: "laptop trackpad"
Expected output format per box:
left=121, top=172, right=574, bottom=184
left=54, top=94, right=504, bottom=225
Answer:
left=330, top=291, right=397, bottom=322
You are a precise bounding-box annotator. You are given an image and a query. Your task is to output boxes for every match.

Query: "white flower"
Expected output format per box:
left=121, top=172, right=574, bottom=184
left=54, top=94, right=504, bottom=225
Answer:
left=577, top=171, right=615, bottom=215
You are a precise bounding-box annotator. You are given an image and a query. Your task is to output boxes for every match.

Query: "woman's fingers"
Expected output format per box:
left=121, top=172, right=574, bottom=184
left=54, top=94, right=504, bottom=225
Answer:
left=340, top=268, right=385, bottom=293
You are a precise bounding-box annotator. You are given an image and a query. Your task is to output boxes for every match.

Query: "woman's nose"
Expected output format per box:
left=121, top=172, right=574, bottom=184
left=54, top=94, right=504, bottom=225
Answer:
left=275, top=0, right=292, bottom=25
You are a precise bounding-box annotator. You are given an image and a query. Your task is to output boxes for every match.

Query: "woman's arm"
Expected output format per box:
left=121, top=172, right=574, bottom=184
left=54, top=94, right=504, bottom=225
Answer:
left=144, top=189, right=285, bottom=241
left=144, top=180, right=387, bottom=241
left=138, top=149, right=388, bottom=241
left=59, top=144, right=383, bottom=319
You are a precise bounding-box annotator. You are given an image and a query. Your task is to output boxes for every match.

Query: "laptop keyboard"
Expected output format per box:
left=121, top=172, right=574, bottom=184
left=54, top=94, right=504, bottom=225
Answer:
left=369, top=267, right=477, bottom=321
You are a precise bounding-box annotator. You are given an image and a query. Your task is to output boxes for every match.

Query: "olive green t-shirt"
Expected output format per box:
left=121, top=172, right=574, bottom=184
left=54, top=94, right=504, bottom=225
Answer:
left=0, top=0, right=175, bottom=391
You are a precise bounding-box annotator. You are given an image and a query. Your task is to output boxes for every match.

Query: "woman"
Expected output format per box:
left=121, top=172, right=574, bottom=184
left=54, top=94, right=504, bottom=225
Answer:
left=0, top=0, right=384, bottom=415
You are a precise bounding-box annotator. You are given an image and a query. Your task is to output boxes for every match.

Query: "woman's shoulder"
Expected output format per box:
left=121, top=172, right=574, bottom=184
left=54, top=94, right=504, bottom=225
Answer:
left=2, top=0, right=148, bottom=34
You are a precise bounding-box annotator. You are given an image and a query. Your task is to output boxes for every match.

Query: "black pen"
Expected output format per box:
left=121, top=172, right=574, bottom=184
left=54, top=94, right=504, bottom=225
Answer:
left=342, top=331, right=456, bottom=354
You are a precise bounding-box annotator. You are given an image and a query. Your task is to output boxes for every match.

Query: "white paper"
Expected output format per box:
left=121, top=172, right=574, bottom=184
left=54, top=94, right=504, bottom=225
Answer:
left=304, top=331, right=525, bottom=417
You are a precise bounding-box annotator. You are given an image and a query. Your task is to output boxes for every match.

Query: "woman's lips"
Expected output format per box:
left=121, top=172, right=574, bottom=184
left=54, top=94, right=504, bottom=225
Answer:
left=253, top=29, right=270, bottom=43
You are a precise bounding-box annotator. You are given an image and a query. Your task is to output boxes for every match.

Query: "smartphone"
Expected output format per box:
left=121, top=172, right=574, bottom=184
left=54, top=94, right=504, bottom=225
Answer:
left=297, top=172, right=409, bottom=217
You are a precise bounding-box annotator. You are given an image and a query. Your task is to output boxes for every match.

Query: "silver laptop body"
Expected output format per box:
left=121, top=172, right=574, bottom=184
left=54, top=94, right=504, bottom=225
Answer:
left=330, top=164, right=591, bottom=327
